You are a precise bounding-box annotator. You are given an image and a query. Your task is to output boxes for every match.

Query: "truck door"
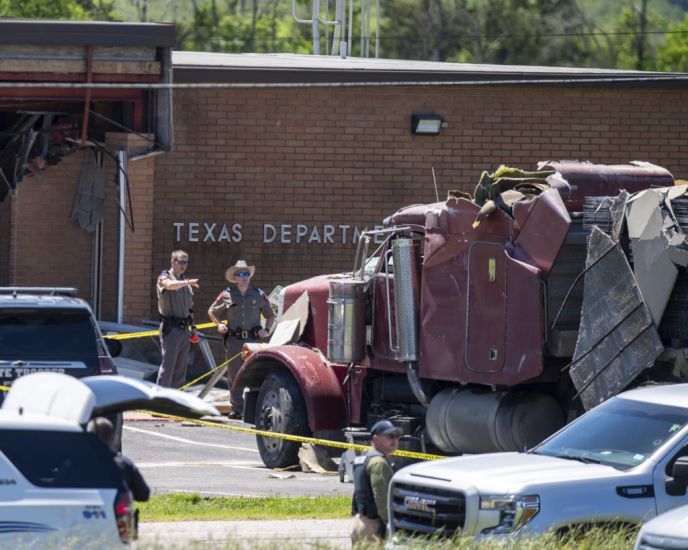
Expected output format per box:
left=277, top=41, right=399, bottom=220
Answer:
left=371, top=249, right=397, bottom=359
left=466, top=242, right=506, bottom=373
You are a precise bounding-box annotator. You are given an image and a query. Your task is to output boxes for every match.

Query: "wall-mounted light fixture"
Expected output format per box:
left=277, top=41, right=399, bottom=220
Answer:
left=411, top=114, right=445, bottom=135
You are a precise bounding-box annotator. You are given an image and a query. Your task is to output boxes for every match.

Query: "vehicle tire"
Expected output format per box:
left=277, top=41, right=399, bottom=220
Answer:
left=255, top=371, right=309, bottom=469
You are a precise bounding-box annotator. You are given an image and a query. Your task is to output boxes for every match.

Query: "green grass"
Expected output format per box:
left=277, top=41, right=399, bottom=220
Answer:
left=138, top=493, right=352, bottom=522
left=138, top=494, right=640, bottom=550
left=380, top=525, right=639, bottom=550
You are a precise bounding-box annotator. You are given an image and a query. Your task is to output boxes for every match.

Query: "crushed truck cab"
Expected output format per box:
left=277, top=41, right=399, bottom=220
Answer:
left=234, top=161, right=688, bottom=468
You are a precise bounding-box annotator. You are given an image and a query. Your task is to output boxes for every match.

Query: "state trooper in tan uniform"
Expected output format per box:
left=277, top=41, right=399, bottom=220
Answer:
left=208, top=260, right=275, bottom=418
left=156, top=250, right=199, bottom=388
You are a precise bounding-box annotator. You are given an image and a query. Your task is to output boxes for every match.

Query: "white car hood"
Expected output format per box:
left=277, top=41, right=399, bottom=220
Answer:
left=401, top=452, right=621, bottom=493
left=2, top=372, right=219, bottom=425
left=641, top=503, right=688, bottom=538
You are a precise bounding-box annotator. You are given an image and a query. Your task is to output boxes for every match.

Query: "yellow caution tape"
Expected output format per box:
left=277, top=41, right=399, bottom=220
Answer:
left=177, top=351, right=242, bottom=390
left=0, top=381, right=441, bottom=460
left=104, top=321, right=220, bottom=341
left=138, top=410, right=444, bottom=461
left=0, top=322, right=442, bottom=461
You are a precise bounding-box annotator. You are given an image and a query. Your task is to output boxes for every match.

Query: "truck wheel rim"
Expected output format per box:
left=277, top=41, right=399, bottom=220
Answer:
left=260, top=389, right=284, bottom=452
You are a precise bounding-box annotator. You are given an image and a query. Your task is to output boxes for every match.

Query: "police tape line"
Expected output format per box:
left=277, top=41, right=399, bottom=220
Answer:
left=138, top=410, right=445, bottom=461
left=0, top=384, right=442, bottom=460
left=2, top=325, right=443, bottom=461
left=177, top=351, right=241, bottom=390
left=103, top=321, right=220, bottom=341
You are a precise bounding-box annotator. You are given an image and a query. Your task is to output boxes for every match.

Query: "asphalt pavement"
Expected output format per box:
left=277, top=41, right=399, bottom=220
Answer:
left=124, top=410, right=353, bottom=547
left=123, top=413, right=351, bottom=497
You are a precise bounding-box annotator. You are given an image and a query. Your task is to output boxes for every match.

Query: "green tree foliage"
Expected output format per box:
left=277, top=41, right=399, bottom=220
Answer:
left=0, top=0, right=115, bottom=19
left=178, top=0, right=312, bottom=53
left=6, top=0, right=688, bottom=71
left=656, top=14, right=688, bottom=70
left=607, top=4, right=666, bottom=69
left=379, top=0, right=589, bottom=65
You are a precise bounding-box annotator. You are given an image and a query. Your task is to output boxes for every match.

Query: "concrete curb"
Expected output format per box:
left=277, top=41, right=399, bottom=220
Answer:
left=137, top=519, right=351, bottom=548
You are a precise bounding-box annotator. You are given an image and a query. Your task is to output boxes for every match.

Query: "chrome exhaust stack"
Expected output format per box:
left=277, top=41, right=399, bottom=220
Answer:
left=390, top=238, right=428, bottom=407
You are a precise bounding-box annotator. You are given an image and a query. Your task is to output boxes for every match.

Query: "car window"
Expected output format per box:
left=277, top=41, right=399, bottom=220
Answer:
left=0, top=430, right=124, bottom=489
left=0, top=309, right=99, bottom=363
left=534, top=398, right=688, bottom=470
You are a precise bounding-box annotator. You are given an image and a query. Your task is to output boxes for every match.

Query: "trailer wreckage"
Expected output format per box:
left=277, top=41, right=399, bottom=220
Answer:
left=233, top=161, right=688, bottom=468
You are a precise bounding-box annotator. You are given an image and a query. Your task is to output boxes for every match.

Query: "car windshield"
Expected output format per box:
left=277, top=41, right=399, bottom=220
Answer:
left=532, top=397, right=688, bottom=470
left=0, top=308, right=99, bottom=362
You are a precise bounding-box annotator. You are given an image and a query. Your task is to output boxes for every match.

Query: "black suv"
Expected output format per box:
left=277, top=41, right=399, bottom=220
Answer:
left=0, top=287, right=119, bottom=385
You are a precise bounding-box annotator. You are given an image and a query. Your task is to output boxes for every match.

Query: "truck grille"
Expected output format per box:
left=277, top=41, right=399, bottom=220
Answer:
left=390, top=481, right=465, bottom=538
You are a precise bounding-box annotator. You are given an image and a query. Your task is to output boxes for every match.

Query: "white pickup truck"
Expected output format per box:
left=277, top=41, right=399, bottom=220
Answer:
left=389, top=384, right=688, bottom=539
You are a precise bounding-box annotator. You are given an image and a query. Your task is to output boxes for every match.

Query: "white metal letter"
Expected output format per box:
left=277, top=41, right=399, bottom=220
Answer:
left=264, top=224, right=277, bottom=243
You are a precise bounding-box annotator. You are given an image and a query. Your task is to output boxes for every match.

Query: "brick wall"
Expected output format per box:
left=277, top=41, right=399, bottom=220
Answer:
left=4, top=83, right=688, bottom=323
left=151, top=84, right=688, bottom=321
left=8, top=151, right=94, bottom=298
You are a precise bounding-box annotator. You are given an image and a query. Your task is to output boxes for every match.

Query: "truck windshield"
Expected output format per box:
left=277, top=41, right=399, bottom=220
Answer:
left=533, top=397, right=688, bottom=470
left=0, top=308, right=99, bottom=363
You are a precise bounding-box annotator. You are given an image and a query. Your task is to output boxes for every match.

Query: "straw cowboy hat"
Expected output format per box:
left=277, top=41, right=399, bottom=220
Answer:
left=225, top=260, right=256, bottom=283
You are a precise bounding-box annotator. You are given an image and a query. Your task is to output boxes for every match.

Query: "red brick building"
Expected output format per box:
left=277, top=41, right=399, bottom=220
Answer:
left=2, top=21, right=688, bottom=324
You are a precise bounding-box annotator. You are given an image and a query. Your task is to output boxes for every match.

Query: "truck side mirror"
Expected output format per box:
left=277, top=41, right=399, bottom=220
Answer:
left=673, top=456, right=688, bottom=480
left=667, top=456, right=688, bottom=496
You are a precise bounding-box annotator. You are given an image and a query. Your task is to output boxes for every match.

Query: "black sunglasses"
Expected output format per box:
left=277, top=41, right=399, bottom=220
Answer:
left=174, top=259, right=189, bottom=265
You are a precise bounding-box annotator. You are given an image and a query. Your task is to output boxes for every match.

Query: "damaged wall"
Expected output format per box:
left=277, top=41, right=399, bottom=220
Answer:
left=5, top=75, right=688, bottom=325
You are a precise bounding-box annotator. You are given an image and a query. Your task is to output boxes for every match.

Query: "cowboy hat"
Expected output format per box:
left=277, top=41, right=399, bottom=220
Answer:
left=225, top=260, right=256, bottom=283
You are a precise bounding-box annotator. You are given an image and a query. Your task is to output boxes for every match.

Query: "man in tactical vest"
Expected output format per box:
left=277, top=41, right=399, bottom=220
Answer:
left=350, top=419, right=402, bottom=544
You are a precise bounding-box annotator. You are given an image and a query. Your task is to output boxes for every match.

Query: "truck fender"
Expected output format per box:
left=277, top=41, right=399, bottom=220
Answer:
left=234, top=345, right=347, bottom=432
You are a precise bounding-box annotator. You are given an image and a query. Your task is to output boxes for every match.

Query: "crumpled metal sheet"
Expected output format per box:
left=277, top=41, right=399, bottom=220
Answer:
left=570, top=227, right=663, bottom=410
left=513, top=189, right=571, bottom=277
left=70, top=148, right=104, bottom=232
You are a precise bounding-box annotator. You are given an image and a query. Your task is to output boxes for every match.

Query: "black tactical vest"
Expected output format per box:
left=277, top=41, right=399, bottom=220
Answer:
left=351, top=449, right=385, bottom=519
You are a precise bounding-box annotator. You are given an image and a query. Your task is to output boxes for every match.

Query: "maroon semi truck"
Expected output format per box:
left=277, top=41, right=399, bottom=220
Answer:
left=235, top=161, right=686, bottom=468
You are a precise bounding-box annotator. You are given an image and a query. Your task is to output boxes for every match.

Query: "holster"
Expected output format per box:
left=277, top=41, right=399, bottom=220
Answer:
left=161, top=315, right=191, bottom=336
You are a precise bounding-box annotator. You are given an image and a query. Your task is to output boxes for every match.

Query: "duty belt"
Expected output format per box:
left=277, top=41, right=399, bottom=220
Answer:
left=229, top=327, right=261, bottom=340
left=161, top=315, right=192, bottom=329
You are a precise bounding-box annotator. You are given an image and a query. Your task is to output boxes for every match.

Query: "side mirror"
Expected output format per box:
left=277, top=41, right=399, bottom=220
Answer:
left=667, top=456, right=688, bottom=496
left=105, top=338, right=122, bottom=358
left=674, top=456, right=688, bottom=479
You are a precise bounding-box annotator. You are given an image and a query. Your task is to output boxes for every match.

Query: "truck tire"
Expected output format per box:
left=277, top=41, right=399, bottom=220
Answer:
left=255, top=371, right=309, bottom=469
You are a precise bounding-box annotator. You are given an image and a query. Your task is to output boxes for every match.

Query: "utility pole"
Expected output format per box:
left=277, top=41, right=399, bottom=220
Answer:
left=636, top=0, right=648, bottom=70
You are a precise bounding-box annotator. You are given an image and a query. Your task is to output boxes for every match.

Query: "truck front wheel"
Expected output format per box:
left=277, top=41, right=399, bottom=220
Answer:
left=255, top=371, right=309, bottom=469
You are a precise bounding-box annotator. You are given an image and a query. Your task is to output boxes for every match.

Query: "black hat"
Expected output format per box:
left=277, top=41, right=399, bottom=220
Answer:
left=370, top=419, right=402, bottom=437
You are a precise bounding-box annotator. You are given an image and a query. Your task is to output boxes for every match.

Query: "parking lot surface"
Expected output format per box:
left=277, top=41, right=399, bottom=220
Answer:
left=123, top=414, right=352, bottom=498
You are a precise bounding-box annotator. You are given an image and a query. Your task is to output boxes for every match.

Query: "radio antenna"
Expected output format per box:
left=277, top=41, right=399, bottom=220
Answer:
left=431, top=166, right=439, bottom=202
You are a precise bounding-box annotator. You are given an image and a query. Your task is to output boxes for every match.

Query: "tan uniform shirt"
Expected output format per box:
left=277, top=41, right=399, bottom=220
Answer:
left=210, top=287, right=274, bottom=330
left=157, top=269, right=194, bottom=318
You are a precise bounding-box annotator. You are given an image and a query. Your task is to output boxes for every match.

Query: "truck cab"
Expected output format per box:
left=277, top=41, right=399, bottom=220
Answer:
left=235, top=161, right=683, bottom=468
